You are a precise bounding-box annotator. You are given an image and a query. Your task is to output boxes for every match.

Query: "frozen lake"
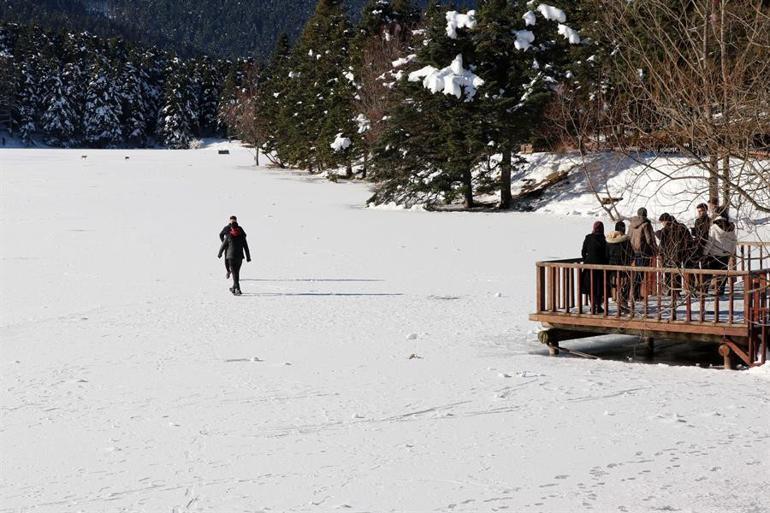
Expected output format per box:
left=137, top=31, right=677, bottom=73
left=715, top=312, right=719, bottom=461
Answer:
left=1, top=145, right=768, bottom=512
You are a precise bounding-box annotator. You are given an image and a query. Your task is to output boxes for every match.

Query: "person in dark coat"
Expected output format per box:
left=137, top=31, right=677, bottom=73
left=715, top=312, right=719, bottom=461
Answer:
left=606, top=221, right=633, bottom=310
left=219, top=215, right=247, bottom=278
left=581, top=221, right=608, bottom=314
left=656, top=213, right=692, bottom=294
left=690, top=202, right=710, bottom=265
left=218, top=222, right=251, bottom=295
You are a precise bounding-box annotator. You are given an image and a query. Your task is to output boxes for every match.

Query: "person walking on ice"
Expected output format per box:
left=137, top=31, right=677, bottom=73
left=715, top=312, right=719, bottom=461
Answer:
left=219, top=215, right=247, bottom=279
left=218, top=219, right=251, bottom=295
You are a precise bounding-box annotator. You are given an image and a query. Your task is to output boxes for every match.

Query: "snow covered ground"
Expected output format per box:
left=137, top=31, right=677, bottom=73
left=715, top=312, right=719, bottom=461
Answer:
left=1, top=144, right=768, bottom=513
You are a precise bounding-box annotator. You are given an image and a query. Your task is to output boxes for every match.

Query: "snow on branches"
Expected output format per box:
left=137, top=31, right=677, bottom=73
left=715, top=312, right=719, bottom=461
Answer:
left=515, top=3, right=581, bottom=51
left=330, top=133, right=352, bottom=152
left=536, top=4, right=566, bottom=23
left=408, top=54, right=484, bottom=101
left=445, top=10, right=477, bottom=39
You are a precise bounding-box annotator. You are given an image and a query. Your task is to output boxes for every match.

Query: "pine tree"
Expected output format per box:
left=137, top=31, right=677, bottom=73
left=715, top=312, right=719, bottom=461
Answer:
left=283, top=0, right=356, bottom=173
left=256, top=33, right=292, bottom=166
left=16, top=56, right=44, bottom=144
left=349, top=0, right=421, bottom=177
left=157, top=58, right=196, bottom=148
left=370, top=2, right=485, bottom=208
left=41, top=66, right=78, bottom=145
left=196, top=56, right=223, bottom=137
left=119, top=59, right=150, bottom=146
left=83, top=63, right=124, bottom=147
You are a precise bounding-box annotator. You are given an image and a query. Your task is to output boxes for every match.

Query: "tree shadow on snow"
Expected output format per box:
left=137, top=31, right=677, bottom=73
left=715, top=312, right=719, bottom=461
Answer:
left=240, top=278, right=384, bottom=282
left=238, top=292, right=402, bottom=297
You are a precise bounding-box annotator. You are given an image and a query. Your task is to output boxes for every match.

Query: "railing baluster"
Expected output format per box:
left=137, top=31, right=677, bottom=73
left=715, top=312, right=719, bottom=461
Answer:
left=656, top=269, right=661, bottom=321
left=685, top=270, right=692, bottom=322
left=728, top=273, right=734, bottom=324
left=603, top=269, right=608, bottom=317
left=577, top=265, right=583, bottom=315
left=537, top=264, right=545, bottom=312
left=670, top=271, right=676, bottom=321
left=699, top=273, right=706, bottom=322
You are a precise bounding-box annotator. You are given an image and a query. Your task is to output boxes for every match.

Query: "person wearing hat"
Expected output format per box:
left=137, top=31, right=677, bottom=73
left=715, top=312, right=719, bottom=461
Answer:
left=628, top=207, right=658, bottom=299
left=581, top=221, right=609, bottom=314
left=219, top=215, right=247, bottom=279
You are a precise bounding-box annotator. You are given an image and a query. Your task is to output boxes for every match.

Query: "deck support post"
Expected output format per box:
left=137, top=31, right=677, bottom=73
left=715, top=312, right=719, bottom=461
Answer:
left=538, top=330, right=560, bottom=355
left=548, top=342, right=560, bottom=356
left=718, top=343, right=734, bottom=370
left=642, top=336, right=654, bottom=354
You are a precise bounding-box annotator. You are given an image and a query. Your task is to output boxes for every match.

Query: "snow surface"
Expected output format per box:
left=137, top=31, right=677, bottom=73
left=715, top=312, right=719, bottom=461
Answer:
left=1, top=144, right=769, bottom=512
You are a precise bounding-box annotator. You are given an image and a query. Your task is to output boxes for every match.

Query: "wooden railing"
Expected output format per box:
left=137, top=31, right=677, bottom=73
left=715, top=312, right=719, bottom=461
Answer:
left=533, top=259, right=769, bottom=365
left=535, top=260, right=751, bottom=325
left=737, top=241, right=770, bottom=272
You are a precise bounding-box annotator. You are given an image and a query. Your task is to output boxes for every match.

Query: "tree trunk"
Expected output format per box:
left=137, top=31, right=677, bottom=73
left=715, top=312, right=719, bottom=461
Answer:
left=708, top=155, right=719, bottom=204
left=254, top=149, right=259, bottom=167
left=462, top=169, right=474, bottom=209
left=345, top=161, right=353, bottom=179
left=499, top=145, right=512, bottom=209
left=721, top=155, right=730, bottom=215
left=718, top=1, right=729, bottom=216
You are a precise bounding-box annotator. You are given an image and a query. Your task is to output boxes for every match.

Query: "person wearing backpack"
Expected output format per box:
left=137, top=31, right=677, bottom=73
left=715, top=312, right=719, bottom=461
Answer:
left=218, top=221, right=251, bottom=295
left=219, top=215, right=247, bottom=279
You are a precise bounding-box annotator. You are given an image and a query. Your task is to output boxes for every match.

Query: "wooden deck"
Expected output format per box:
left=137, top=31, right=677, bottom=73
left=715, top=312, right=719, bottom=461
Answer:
left=530, top=242, right=769, bottom=368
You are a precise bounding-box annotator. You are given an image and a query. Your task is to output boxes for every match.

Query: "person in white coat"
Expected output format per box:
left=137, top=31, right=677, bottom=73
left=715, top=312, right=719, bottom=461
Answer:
left=703, top=211, right=738, bottom=295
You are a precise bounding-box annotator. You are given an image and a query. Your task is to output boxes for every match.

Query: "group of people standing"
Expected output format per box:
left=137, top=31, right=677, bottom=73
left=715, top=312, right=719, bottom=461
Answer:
left=581, top=199, right=738, bottom=313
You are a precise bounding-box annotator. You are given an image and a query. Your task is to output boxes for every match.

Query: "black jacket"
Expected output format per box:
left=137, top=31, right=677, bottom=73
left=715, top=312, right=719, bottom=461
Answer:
left=220, top=223, right=246, bottom=241
left=582, top=233, right=608, bottom=265
left=656, top=220, right=692, bottom=264
left=218, top=227, right=251, bottom=261
left=691, top=215, right=710, bottom=257
left=606, top=232, right=633, bottom=266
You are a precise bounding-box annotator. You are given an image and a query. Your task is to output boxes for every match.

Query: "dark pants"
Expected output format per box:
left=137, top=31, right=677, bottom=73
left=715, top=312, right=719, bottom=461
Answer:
left=705, top=255, right=730, bottom=295
left=609, top=271, right=630, bottom=306
left=633, top=254, right=652, bottom=299
left=224, top=258, right=231, bottom=274
left=581, top=269, right=604, bottom=313
left=227, top=258, right=243, bottom=291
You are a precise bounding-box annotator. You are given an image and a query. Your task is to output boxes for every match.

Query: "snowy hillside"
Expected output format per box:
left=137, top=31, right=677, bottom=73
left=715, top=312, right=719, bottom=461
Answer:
left=1, top=146, right=768, bottom=512
left=503, top=152, right=770, bottom=233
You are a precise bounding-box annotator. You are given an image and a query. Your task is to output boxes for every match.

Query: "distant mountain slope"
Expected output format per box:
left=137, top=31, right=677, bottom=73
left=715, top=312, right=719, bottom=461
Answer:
left=0, top=0, right=474, bottom=60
